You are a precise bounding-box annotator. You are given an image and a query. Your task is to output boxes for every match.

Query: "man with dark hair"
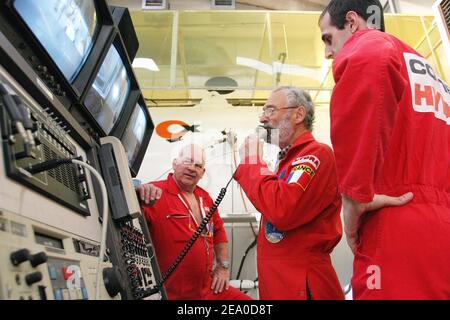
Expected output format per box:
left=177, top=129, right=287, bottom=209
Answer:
left=235, top=86, right=344, bottom=300
left=319, top=0, right=450, bottom=299
left=320, top=0, right=385, bottom=32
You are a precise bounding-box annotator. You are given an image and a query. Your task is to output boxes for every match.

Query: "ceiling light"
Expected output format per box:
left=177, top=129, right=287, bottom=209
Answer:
left=132, top=58, right=160, bottom=72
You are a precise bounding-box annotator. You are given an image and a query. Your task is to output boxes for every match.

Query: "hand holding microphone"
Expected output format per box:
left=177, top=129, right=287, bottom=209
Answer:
left=239, top=134, right=264, bottom=163
left=256, top=124, right=279, bottom=145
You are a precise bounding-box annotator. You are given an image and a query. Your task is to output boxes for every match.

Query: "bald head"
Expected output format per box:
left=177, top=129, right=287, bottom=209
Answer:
left=175, top=144, right=206, bottom=166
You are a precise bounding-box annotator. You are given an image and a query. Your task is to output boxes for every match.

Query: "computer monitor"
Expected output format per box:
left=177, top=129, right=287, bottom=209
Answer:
left=81, top=32, right=141, bottom=136
left=4, top=0, right=115, bottom=99
left=83, top=43, right=131, bottom=134
left=13, top=0, right=96, bottom=83
left=119, top=96, right=154, bottom=177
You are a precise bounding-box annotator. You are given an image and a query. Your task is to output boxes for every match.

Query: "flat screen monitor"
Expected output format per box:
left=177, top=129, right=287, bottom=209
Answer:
left=119, top=98, right=153, bottom=176
left=13, top=0, right=98, bottom=83
left=121, top=103, right=146, bottom=166
left=83, top=43, right=131, bottom=134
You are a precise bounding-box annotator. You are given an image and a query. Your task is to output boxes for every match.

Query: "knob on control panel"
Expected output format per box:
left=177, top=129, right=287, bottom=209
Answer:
left=10, top=249, right=31, bottom=266
left=103, top=267, right=123, bottom=297
left=30, top=252, right=48, bottom=268
left=25, top=271, right=43, bottom=286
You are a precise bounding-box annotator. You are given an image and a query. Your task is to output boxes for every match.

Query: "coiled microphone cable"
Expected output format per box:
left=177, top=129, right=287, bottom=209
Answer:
left=156, top=173, right=236, bottom=289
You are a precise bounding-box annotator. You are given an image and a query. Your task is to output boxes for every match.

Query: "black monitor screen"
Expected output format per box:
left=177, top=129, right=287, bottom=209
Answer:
left=121, top=104, right=147, bottom=166
left=13, top=0, right=98, bottom=82
left=84, top=44, right=131, bottom=134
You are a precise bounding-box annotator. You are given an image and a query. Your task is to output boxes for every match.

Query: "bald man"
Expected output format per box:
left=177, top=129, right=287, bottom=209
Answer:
left=137, top=144, right=251, bottom=300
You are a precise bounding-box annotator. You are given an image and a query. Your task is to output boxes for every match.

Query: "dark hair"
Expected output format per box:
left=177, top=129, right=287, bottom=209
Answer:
left=320, top=0, right=385, bottom=32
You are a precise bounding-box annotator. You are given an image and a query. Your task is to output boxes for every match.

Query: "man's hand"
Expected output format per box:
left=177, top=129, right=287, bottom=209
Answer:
left=136, top=183, right=162, bottom=207
left=239, top=134, right=263, bottom=162
left=211, top=265, right=230, bottom=294
left=343, top=192, right=414, bottom=253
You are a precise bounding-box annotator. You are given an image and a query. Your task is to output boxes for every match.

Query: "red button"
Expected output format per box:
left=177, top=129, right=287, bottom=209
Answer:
left=62, top=267, right=72, bottom=280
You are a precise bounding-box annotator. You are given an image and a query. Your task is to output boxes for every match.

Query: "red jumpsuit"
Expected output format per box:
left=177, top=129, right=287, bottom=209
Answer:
left=143, top=173, right=251, bottom=300
left=331, top=29, right=450, bottom=299
left=235, top=132, right=344, bottom=300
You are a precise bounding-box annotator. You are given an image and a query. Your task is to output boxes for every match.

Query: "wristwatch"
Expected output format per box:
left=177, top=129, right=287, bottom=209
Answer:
left=218, top=261, right=230, bottom=269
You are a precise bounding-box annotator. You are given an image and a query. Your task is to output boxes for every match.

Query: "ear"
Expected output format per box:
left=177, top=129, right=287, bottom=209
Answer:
left=199, top=167, right=205, bottom=179
left=345, top=11, right=359, bottom=33
left=295, top=106, right=306, bottom=125
left=172, top=159, right=177, bottom=171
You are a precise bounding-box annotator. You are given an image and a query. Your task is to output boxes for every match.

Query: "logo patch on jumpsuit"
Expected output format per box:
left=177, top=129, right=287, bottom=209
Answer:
left=264, top=220, right=284, bottom=243
left=287, top=155, right=320, bottom=191
left=287, top=164, right=315, bottom=190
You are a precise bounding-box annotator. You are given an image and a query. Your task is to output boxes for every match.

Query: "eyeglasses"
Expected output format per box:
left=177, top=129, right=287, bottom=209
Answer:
left=261, top=106, right=299, bottom=117
left=179, top=158, right=205, bottom=170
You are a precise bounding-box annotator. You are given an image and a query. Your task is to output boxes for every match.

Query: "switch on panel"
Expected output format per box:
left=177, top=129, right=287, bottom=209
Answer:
left=53, top=289, right=63, bottom=300
left=30, top=252, right=48, bottom=267
left=10, top=248, right=31, bottom=266
left=25, top=271, right=42, bottom=286
left=61, top=289, right=70, bottom=300
left=47, top=265, right=58, bottom=280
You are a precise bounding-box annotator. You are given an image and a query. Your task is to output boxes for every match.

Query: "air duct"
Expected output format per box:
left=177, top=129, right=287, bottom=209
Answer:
left=211, top=0, right=235, bottom=9
left=141, top=0, right=168, bottom=10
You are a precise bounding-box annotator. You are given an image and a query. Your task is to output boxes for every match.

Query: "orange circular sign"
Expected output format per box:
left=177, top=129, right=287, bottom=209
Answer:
left=155, top=120, right=190, bottom=140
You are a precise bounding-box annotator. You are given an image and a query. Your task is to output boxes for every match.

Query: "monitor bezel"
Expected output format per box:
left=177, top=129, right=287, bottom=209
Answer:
left=3, top=0, right=115, bottom=101
left=80, top=31, right=141, bottom=137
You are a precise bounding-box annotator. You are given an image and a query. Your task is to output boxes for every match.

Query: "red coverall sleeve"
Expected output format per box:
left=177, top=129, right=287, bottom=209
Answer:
left=331, top=37, right=406, bottom=203
left=234, top=148, right=338, bottom=232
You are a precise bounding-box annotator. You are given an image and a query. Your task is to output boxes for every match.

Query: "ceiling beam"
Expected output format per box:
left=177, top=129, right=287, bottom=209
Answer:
left=107, top=0, right=327, bottom=11
left=236, top=0, right=326, bottom=10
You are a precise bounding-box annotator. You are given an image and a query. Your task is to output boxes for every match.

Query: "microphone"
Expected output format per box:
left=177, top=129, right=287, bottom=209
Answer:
left=256, top=125, right=278, bottom=144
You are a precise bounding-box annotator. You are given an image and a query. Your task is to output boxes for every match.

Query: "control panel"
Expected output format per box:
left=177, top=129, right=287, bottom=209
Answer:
left=0, top=209, right=116, bottom=300
left=118, top=221, right=157, bottom=299
left=0, top=69, right=90, bottom=215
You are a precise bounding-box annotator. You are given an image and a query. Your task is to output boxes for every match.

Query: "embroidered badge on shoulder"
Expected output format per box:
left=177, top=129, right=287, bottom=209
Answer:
left=291, top=155, right=320, bottom=169
left=287, top=164, right=315, bottom=190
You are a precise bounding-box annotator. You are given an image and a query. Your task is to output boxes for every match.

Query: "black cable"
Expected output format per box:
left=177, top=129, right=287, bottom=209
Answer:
left=235, top=238, right=257, bottom=280
left=27, top=156, right=82, bottom=174
left=156, top=173, right=236, bottom=288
